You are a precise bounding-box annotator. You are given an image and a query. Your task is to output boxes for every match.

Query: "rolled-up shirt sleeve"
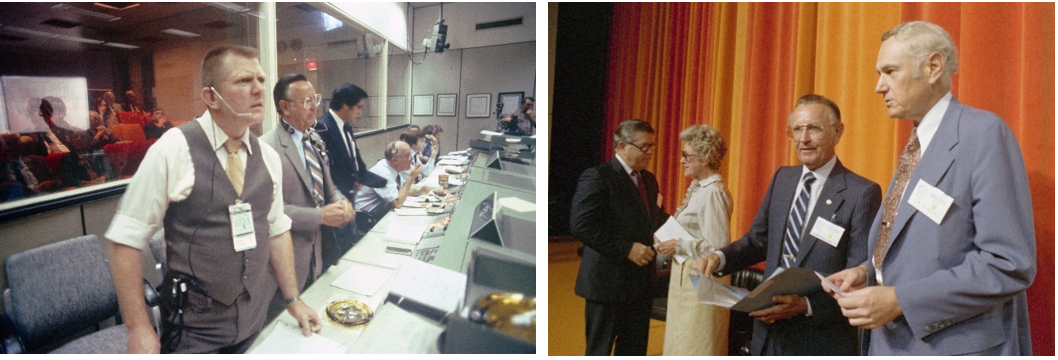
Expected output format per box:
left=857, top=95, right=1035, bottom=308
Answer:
left=105, top=129, right=193, bottom=250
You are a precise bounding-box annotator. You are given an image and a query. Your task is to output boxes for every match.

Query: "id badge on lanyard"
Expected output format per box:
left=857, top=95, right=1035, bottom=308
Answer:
left=230, top=200, right=257, bottom=252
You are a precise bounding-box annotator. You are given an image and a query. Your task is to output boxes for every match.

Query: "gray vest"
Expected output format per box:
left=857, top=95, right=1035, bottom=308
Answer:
left=164, top=120, right=275, bottom=306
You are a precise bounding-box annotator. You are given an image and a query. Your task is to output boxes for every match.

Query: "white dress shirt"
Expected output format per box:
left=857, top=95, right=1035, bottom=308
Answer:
left=105, top=111, right=292, bottom=250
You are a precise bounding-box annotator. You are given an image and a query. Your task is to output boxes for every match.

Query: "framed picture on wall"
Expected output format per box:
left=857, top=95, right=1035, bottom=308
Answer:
left=387, top=96, right=406, bottom=116
left=413, top=94, right=434, bottom=116
left=466, top=93, right=491, bottom=118
left=497, top=91, right=524, bottom=119
left=436, top=94, right=457, bottom=116
left=367, top=96, right=383, bottom=117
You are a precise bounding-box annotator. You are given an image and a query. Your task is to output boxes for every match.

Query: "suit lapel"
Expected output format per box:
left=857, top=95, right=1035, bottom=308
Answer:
left=279, top=126, right=313, bottom=193
left=794, top=161, right=847, bottom=268
left=885, top=99, right=960, bottom=258
left=319, top=112, right=352, bottom=166
left=769, top=167, right=800, bottom=272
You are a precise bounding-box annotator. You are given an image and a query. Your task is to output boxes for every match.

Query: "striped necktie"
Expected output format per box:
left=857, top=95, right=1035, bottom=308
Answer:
left=782, top=172, right=816, bottom=268
left=303, top=136, right=325, bottom=207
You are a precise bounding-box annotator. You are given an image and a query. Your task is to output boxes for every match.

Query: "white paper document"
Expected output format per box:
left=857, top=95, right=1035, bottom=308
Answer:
left=330, top=263, right=393, bottom=296
left=690, top=273, right=750, bottom=308
left=653, top=217, right=694, bottom=264
left=437, top=159, right=469, bottom=166
left=383, top=221, right=429, bottom=245
left=389, top=259, right=467, bottom=314
left=348, top=303, right=443, bottom=353
left=394, top=208, right=428, bottom=216
left=249, top=320, right=348, bottom=354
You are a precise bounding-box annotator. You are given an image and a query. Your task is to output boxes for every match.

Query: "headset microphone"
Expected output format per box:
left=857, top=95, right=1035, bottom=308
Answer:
left=209, top=86, right=253, bottom=117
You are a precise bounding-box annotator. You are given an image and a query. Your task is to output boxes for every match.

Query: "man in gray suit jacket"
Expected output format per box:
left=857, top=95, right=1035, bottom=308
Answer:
left=825, top=21, right=1035, bottom=355
left=698, top=94, right=881, bottom=355
left=262, top=74, right=354, bottom=320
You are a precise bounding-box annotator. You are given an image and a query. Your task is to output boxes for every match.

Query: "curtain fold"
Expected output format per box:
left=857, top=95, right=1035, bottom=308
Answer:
left=603, top=2, right=1054, bottom=355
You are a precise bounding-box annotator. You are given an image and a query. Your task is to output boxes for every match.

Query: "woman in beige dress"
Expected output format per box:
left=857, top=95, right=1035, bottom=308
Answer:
left=656, top=124, right=731, bottom=355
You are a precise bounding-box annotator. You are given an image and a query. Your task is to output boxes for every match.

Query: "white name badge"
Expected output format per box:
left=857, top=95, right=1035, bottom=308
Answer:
left=229, top=201, right=257, bottom=252
left=907, top=179, right=953, bottom=225
left=810, top=216, right=845, bottom=248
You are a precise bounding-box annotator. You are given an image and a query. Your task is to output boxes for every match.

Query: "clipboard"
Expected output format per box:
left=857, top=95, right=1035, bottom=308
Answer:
left=730, top=267, right=823, bottom=312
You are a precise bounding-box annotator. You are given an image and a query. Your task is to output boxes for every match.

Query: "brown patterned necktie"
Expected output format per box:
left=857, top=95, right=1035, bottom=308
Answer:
left=872, top=128, right=921, bottom=284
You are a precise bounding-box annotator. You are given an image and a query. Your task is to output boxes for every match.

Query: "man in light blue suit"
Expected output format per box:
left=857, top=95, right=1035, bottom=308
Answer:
left=825, top=21, right=1035, bottom=355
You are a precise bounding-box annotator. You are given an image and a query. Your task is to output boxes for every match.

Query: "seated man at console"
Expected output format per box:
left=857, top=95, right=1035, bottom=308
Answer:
left=353, top=141, right=428, bottom=234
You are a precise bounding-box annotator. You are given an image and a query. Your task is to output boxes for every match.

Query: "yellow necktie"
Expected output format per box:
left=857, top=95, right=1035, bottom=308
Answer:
left=223, top=138, right=244, bottom=197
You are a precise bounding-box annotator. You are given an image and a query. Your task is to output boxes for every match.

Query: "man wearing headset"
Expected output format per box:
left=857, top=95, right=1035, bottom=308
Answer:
left=105, top=45, right=320, bottom=353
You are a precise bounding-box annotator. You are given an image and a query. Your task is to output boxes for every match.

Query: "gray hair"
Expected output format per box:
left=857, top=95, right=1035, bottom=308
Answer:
left=882, top=21, right=959, bottom=87
left=612, top=119, right=655, bottom=150
left=792, top=94, right=841, bottom=125
left=679, top=124, right=726, bottom=171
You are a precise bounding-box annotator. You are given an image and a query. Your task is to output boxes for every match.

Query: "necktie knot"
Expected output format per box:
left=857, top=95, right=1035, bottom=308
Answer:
left=803, top=172, right=817, bottom=185
left=223, top=138, right=242, bottom=155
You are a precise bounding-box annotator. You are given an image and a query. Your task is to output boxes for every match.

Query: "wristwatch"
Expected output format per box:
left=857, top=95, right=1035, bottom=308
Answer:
left=285, top=295, right=302, bottom=306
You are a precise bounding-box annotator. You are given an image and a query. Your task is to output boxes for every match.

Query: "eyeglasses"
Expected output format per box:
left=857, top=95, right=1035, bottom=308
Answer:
left=681, top=152, right=697, bottom=161
left=786, top=123, right=831, bottom=140
left=626, top=141, right=655, bottom=153
left=288, top=94, right=322, bottom=108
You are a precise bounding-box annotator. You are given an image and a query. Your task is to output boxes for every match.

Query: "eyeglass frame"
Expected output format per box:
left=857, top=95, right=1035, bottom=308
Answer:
left=680, top=151, right=698, bottom=161
left=624, top=140, right=656, bottom=153
left=285, top=93, right=322, bottom=109
left=786, top=122, right=838, bottom=140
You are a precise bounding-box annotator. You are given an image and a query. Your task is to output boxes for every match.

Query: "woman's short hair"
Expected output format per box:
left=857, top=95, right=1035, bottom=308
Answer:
left=679, top=124, right=727, bottom=171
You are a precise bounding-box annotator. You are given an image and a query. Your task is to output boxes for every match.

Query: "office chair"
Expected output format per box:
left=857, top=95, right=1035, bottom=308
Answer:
left=0, top=234, right=159, bottom=353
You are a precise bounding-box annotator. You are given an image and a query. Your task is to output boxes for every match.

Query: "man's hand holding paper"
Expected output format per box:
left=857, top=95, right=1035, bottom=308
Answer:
left=748, top=294, right=808, bottom=324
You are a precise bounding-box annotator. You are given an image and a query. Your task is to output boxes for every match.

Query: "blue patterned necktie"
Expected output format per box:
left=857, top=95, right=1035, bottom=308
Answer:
left=782, top=172, right=816, bottom=268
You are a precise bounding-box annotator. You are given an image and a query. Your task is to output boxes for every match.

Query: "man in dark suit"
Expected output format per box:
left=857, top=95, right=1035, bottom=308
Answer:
left=314, top=83, right=384, bottom=252
left=570, top=119, right=667, bottom=356
left=697, top=94, right=881, bottom=355
left=825, top=21, right=1035, bottom=355
left=262, top=74, right=354, bottom=321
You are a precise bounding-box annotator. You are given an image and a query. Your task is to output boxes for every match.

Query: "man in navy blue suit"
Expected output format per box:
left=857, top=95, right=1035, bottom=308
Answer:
left=315, top=83, right=385, bottom=252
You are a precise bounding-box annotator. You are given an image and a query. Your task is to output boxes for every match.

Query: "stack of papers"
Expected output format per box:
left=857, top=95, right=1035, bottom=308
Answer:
left=348, top=303, right=443, bottom=354
left=383, top=221, right=429, bottom=245
left=388, top=259, right=467, bottom=314
left=249, top=321, right=347, bottom=354
left=330, top=263, right=393, bottom=296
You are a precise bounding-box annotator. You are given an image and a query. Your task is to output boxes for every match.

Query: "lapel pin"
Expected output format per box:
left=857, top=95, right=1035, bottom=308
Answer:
left=825, top=199, right=832, bottom=205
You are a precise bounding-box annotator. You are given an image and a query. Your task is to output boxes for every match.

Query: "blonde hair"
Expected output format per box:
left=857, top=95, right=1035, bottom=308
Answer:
left=679, top=124, right=726, bottom=171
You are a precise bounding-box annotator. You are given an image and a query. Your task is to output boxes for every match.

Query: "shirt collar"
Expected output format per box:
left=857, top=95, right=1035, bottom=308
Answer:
left=915, top=91, right=951, bottom=154
left=329, top=109, right=349, bottom=130
left=693, top=173, right=723, bottom=188
left=615, top=154, right=635, bottom=176
left=802, top=155, right=837, bottom=183
left=282, top=118, right=305, bottom=144
left=198, top=110, right=253, bottom=155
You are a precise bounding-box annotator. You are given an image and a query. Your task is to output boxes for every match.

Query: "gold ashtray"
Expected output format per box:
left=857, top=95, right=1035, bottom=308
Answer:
left=325, top=299, right=373, bottom=326
left=469, top=293, right=536, bottom=344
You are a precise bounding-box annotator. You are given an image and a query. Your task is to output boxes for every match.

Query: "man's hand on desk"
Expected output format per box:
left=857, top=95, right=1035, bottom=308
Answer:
left=287, top=300, right=322, bottom=336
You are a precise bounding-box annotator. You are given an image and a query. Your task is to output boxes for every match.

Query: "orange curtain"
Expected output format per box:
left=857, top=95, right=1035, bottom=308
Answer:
left=604, top=2, right=1054, bottom=355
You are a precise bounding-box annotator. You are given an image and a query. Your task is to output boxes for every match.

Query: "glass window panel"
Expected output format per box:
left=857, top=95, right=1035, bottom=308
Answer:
left=387, top=41, right=410, bottom=128
left=277, top=3, right=390, bottom=133
left=0, top=2, right=259, bottom=207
